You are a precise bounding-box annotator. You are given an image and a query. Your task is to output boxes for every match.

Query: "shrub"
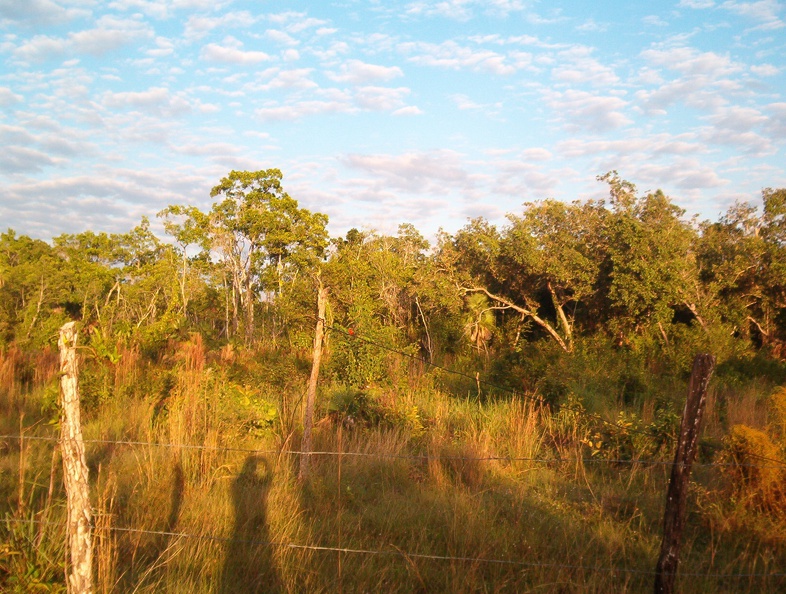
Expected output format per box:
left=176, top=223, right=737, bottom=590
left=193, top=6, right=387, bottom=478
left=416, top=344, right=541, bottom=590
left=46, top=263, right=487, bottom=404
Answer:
left=723, top=424, right=785, bottom=511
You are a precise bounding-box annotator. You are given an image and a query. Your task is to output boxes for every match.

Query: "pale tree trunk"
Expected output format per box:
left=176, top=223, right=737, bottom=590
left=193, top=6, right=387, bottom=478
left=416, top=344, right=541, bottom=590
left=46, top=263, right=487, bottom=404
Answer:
left=25, top=276, right=46, bottom=340
left=244, top=270, right=254, bottom=347
left=547, top=282, right=573, bottom=352
left=299, top=283, right=327, bottom=482
left=58, top=322, right=94, bottom=594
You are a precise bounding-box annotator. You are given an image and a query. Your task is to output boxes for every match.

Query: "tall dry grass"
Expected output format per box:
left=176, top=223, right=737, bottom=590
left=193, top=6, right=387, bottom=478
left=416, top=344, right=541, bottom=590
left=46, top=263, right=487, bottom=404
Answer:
left=2, top=339, right=786, bottom=592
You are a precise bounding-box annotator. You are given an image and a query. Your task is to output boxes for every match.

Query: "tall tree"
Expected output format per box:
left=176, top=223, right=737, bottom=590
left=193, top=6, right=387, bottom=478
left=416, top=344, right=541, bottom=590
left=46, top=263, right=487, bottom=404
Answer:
left=600, top=172, right=697, bottom=345
left=163, top=169, right=328, bottom=345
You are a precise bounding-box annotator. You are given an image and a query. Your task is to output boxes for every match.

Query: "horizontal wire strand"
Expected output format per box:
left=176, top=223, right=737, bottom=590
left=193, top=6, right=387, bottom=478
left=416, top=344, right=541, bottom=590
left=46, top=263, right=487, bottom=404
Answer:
left=3, top=517, right=784, bottom=580
left=2, top=433, right=782, bottom=470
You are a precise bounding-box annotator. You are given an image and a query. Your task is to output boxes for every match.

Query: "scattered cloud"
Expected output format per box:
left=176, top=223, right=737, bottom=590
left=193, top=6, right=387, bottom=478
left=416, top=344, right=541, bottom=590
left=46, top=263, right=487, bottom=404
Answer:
left=393, top=106, right=423, bottom=116
left=551, top=45, right=620, bottom=86
left=643, top=15, right=669, bottom=27
left=545, top=89, right=632, bottom=132
left=398, top=40, right=530, bottom=75
left=341, top=150, right=475, bottom=194
left=750, top=63, right=779, bottom=75
left=719, top=0, right=785, bottom=30
left=354, top=86, right=411, bottom=111
left=253, top=68, right=318, bottom=91
left=265, top=29, right=299, bottom=46
left=200, top=37, right=271, bottom=64
left=1, top=2, right=784, bottom=240
left=102, top=87, right=191, bottom=117
left=679, top=0, right=716, bottom=8
left=0, top=86, right=23, bottom=106
left=182, top=12, right=256, bottom=43
left=0, top=0, right=90, bottom=27
left=12, top=16, right=152, bottom=62
left=327, top=60, right=404, bottom=84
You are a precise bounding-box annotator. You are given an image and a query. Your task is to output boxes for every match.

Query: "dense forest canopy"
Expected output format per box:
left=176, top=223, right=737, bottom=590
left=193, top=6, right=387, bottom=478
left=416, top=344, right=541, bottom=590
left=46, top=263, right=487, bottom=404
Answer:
left=2, top=169, right=786, bottom=377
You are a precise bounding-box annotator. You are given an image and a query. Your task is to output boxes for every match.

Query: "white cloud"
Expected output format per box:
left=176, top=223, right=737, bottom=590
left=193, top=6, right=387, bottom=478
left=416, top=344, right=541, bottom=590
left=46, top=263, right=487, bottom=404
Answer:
left=102, top=87, right=191, bottom=117
left=521, top=148, right=552, bottom=161
left=398, top=40, right=525, bottom=75
left=200, top=39, right=271, bottom=64
left=341, top=150, right=475, bottom=194
left=255, top=100, right=356, bottom=121
left=12, top=35, right=69, bottom=62
left=0, top=86, right=23, bottom=106
left=393, top=106, right=423, bottom=116
left=405, top=1, right=474, bottom=20
left=451, top=94, right=483, bottom=110
left=641, top=45, right=742, bottom=77
left=719, top=0, right=785, bottom=29
left=267, top=12, right=329, bottom=33
left=354, top=86, right=410, bottom=111
left=635, top=45, right=747, bottom=114
left=545, top=89, right=631, bottom=132
left=0, top=0, right=90, bottom=27
left=107, top=0, right=232, bottom=19
left=265, top=29, right=299, bottom=46
left=405, top=0, right=530, bottom=20
left=576, top=19, right=608, bottom=33
left=698, top=106, right=773, bottom=155
left=750, top=63, right=779, bottom=76
left=12, top=16, right=152, bottom=61
left=253, top=68, right=318, bottom=91
left=327, top=59, right=404, bottom=84
left=679, top=0, right=715, bottom=7
left=551, top=45, right=619, bottom=86
left=643, top=15, right=669, bottom=26
left=147, top=37, right=174, bottom=57
left=182, top=12, right=256, bottom=42
left=764, top=102, right=786, bottom=139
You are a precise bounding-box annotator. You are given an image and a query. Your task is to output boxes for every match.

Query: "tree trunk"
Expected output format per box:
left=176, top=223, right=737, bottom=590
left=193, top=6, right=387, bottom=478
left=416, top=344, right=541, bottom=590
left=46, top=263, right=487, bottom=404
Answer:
left=462, top=286, right=571, bottom=353
left=244, top=270, right=254, bottom=347
left=299, top=283, right=327, bottom=482
left=59, top=322, right=94, bottom=594
left=547, top=281, right=573, bottom=351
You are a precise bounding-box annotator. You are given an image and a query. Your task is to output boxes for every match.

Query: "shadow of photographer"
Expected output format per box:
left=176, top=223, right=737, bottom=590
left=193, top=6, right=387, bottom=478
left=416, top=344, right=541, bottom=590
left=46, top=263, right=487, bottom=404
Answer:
left=220, top=454, right=282, bottom=593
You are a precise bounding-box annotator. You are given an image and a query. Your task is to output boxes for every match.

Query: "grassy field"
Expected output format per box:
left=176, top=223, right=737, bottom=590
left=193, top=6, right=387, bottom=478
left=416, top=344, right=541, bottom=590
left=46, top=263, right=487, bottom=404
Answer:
left=2, top=339, right=785, bottom=593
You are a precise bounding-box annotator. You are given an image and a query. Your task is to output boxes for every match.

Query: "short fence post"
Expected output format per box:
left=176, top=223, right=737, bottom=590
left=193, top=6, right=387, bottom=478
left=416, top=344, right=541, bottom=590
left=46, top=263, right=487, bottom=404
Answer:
left=654, top=353, right=715, bottom=594
left=59, top=321, right=94, bottom=594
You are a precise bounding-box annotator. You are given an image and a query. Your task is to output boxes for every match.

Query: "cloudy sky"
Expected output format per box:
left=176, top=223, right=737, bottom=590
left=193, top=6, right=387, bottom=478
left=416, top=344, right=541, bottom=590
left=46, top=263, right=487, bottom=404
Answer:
left=1, top=0, right=785, bottom=241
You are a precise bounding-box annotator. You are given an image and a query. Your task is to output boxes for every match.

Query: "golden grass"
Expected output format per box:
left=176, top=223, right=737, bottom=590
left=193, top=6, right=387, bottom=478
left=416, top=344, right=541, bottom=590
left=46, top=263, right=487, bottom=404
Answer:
left=2, top=344, right=786, bottom=592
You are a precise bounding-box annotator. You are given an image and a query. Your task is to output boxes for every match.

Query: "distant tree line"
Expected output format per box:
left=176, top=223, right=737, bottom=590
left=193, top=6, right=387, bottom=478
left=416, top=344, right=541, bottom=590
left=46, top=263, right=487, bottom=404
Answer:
left=2, top=169, right=785, bottom=383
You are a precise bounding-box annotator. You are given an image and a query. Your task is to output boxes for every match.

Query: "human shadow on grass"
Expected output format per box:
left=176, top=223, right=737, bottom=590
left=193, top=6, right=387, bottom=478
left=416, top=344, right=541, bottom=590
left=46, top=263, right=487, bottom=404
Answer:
left=220, top=454, right=282, bottom=594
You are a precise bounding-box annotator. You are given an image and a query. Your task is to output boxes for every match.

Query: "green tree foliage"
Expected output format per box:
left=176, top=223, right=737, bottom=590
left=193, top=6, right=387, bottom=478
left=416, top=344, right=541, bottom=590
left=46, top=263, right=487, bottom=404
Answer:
left=0, top=230, right=71, bottom=346
left=161, top=169, right=329, bottom=345
left=600, top=172, right=698, bottom=345
left=2, top=171, right=786, bottom=385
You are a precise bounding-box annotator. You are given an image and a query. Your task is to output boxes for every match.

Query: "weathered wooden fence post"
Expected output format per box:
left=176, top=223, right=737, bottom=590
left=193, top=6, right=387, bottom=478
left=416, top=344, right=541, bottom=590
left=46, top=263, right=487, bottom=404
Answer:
left=59, top=321, right=94, bottom=594
left=654, top=353, right=715, bottom=594
left=299, top=283, right=327, bottom=482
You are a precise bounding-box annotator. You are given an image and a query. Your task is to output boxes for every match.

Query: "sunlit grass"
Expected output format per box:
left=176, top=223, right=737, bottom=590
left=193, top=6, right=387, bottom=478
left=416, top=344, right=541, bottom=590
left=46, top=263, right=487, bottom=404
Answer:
left=1, top=343, right=785, bottom=592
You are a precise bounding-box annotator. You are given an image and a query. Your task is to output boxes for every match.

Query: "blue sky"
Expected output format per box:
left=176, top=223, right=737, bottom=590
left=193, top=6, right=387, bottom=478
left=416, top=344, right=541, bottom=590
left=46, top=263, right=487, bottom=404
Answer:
left=1, top=0, right=785, bottom=241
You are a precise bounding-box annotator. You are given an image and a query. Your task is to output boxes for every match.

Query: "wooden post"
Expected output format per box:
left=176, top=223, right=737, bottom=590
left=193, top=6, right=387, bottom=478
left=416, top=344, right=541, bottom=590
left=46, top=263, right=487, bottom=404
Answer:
left=654, top=353, right=715, bottom=594
left=59, top=321, right=94, bottom=594
left=299, top=283, right=327, bottom=482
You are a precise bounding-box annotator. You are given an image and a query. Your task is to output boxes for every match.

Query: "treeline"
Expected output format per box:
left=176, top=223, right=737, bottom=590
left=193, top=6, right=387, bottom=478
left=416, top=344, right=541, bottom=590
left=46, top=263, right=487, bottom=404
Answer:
left=2, top=169, right=786, bottom=385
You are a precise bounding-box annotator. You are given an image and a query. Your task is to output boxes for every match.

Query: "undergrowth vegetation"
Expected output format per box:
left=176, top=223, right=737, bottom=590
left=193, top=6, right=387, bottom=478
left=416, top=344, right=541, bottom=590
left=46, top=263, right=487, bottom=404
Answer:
left=2, top=336, right=786, bottom=593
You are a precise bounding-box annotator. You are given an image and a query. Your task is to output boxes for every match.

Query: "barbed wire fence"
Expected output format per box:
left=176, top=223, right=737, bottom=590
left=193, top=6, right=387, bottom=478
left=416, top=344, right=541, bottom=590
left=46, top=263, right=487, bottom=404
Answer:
left=2, top=322, right=786, bottom=591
